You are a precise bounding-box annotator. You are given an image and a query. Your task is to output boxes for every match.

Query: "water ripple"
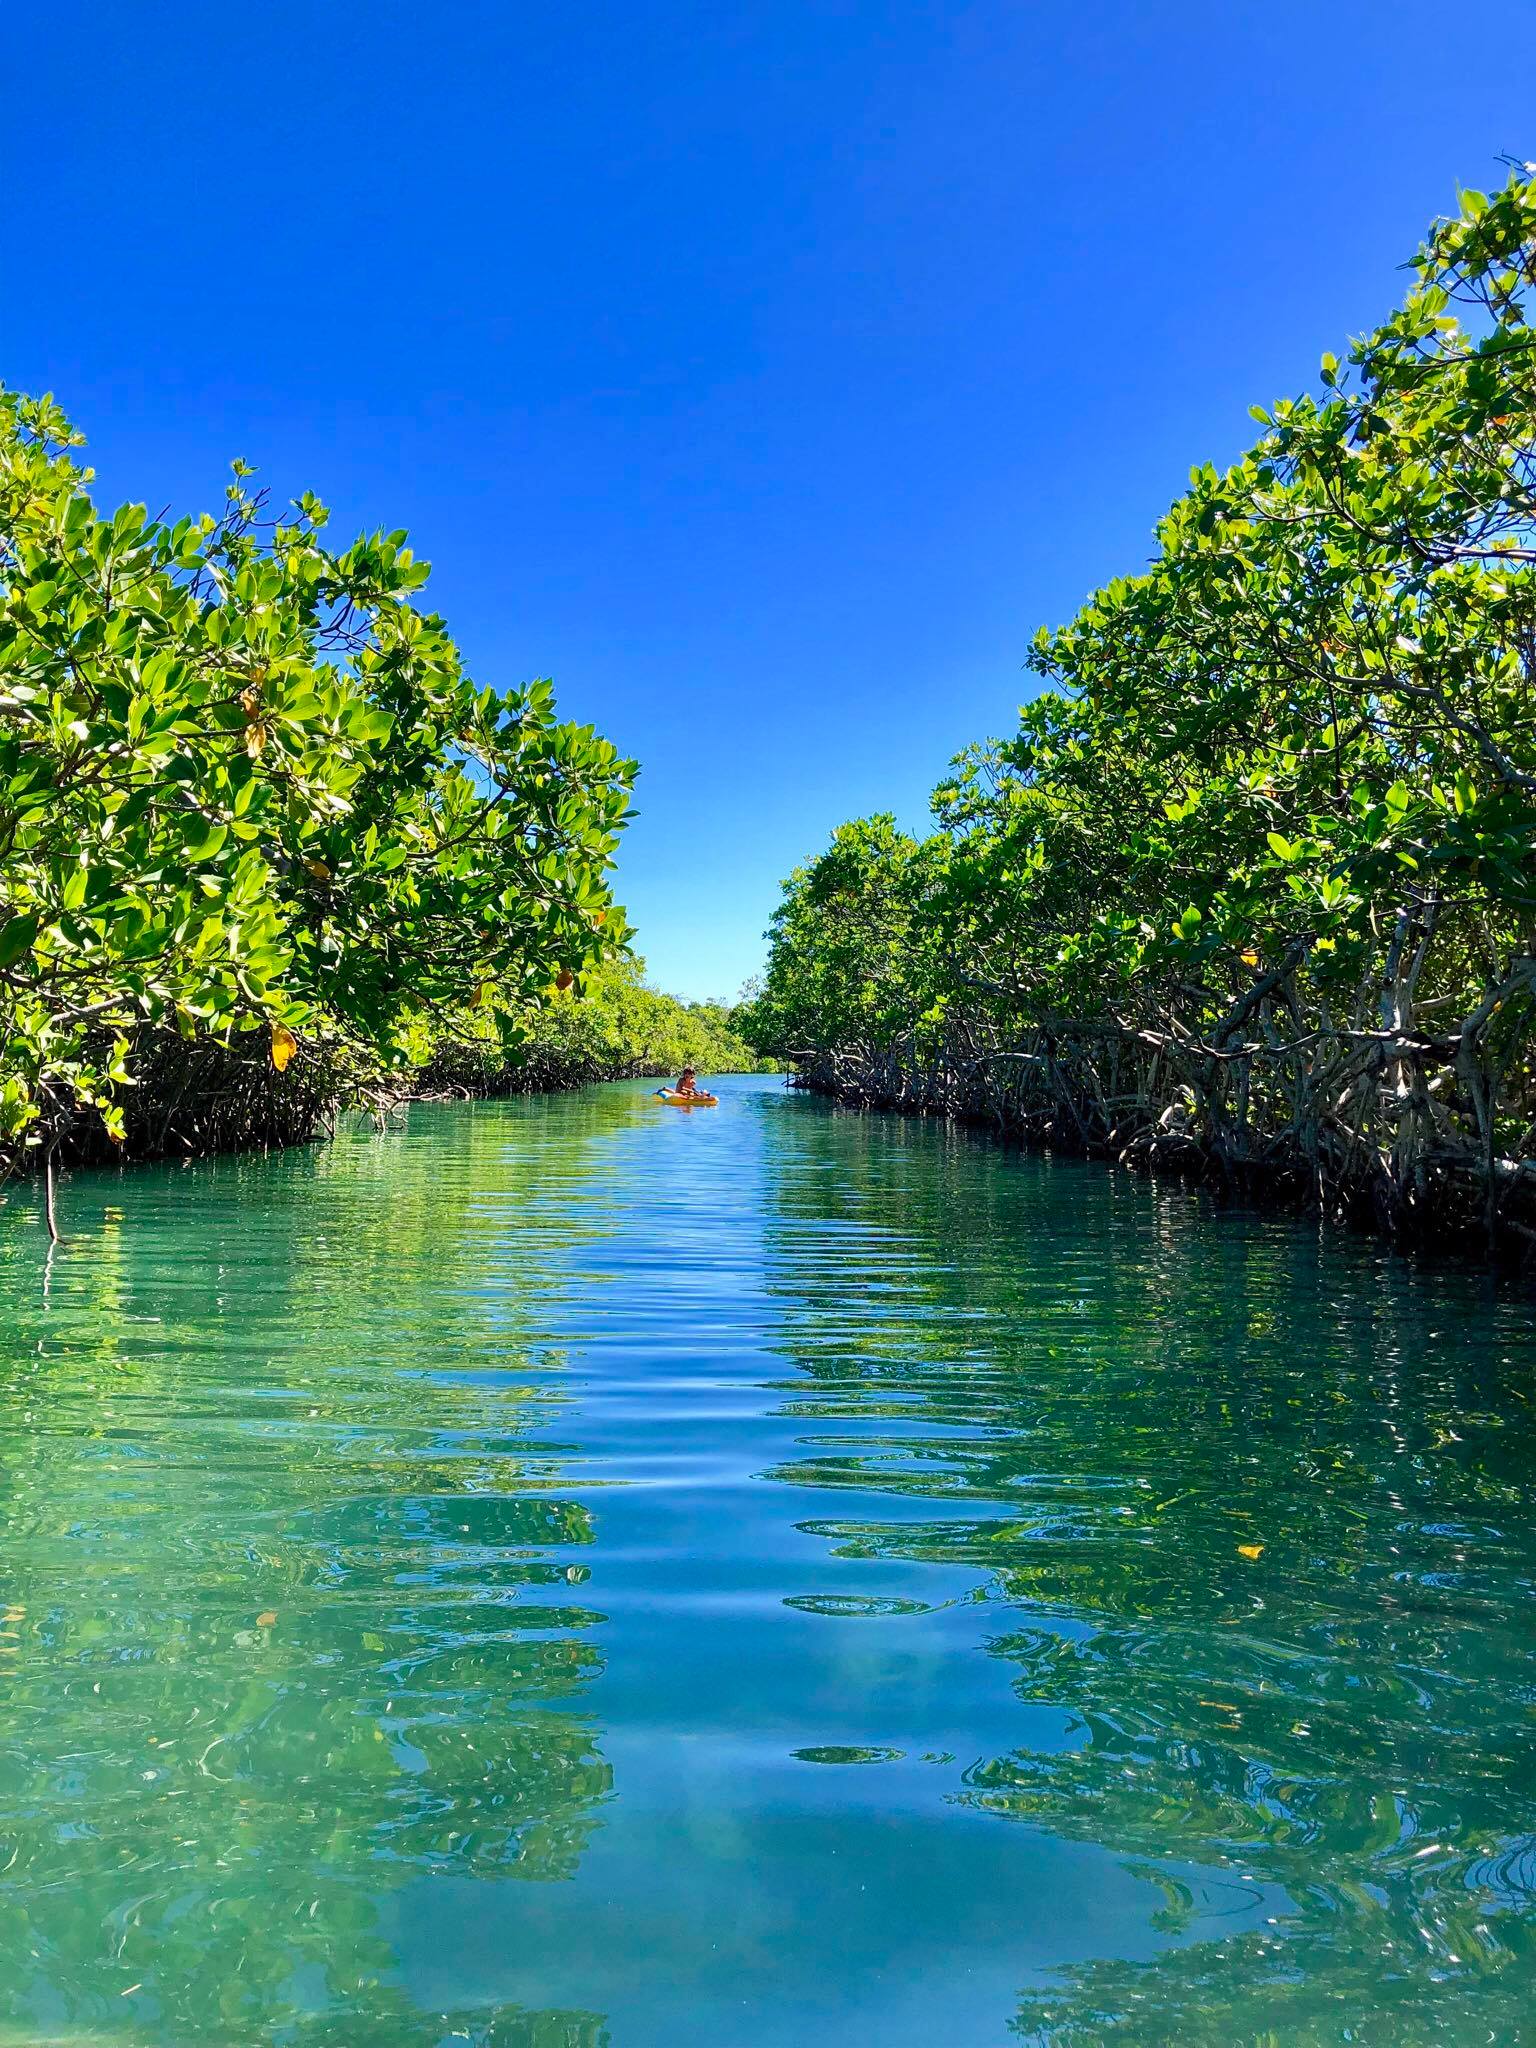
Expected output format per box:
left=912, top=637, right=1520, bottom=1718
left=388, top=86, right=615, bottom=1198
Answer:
left=0, top=1079, right=1532, bottom=2045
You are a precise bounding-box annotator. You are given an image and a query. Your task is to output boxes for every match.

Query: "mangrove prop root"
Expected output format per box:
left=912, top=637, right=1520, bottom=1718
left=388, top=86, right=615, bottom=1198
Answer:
left=786, top=963, right=1536, bottom=1253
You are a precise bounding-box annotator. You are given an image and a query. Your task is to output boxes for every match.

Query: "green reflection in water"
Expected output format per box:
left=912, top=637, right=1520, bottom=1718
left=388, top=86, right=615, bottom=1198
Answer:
left=0, top=1103, right=617, bottom=2046
left=0, top=1081, right=1533, bottom=2046
left=760, top=1106, right=1536, bottom=2042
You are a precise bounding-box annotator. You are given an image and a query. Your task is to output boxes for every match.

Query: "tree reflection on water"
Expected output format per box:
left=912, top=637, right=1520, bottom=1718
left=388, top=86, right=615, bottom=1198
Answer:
left=0, top=1107, right=617, bottom=2046
left=761, top=1107, right=1536, bottom=2043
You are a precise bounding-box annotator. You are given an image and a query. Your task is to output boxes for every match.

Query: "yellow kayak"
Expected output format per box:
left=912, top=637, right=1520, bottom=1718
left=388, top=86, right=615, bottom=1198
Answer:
left=654, top=1089, right=718, bottom=1107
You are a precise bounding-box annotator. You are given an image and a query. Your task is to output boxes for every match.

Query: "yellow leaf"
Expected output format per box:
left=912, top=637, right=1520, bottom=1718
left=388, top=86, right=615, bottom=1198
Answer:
left=1237, top=1543, right=1264, bottom=1561
left=270, top=1025, right=298, bottom=1073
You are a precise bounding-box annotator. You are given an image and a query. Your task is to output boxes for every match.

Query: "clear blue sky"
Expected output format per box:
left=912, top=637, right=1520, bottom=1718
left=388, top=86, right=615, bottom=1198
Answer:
left=5, top=4, right=1532, bottom=998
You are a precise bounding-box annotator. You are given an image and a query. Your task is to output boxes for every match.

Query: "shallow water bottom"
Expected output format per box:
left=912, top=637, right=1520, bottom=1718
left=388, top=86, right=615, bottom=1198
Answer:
left=0, top=1077, right=1532, bottom=2045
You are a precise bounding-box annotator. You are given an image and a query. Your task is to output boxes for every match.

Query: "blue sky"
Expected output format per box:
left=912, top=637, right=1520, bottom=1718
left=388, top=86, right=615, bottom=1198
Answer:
left=6, top=3, right=1533, bottom=998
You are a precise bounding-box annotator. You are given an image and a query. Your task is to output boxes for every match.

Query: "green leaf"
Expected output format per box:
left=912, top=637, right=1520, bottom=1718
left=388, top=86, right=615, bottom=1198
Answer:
left=0, top=912, right=40, bottom=968
left=183, top=820, right=229, bottom=862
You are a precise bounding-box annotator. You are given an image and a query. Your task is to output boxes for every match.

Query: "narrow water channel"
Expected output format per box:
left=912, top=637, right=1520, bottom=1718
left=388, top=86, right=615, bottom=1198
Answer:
left=1, top=1076, right=1532, bottom=2045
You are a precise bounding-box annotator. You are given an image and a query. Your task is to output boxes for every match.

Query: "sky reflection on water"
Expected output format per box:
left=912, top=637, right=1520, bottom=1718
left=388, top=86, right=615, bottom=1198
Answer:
left=0, top=1077, right=1532, bottom=2045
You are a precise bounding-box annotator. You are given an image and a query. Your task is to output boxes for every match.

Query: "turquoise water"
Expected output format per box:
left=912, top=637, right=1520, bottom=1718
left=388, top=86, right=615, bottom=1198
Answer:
left=0, top=1075, right=1533, bottom=2045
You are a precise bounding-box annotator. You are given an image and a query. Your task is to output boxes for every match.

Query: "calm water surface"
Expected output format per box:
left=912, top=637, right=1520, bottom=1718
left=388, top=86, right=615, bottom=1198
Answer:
left=1, top=1076, right=1533, bottom=2045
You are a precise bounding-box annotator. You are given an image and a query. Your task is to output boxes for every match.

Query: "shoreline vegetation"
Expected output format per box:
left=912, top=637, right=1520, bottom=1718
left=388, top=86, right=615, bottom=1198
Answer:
left=415, top=958, right=769, bottom=1100
left=31, top=961, right=768, bottom=1181
left=0, top=387, right=763, bottom=1206
left=743, top=172, right=1536, bottom=1257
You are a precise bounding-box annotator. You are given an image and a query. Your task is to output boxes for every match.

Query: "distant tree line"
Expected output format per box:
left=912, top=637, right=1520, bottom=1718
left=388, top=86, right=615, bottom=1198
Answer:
left=420, top=956, right=772, bottom=1095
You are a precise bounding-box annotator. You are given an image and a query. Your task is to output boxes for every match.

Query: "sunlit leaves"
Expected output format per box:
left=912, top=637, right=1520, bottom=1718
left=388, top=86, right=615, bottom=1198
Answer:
left=0, top=387, right=637, bottom=1156
left=748, top=169, right=1536, bottom=1214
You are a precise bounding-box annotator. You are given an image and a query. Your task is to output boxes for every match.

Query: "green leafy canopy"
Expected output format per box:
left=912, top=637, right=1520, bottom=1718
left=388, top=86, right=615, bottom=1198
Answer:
left=0, top=393, right=636, bottom=1156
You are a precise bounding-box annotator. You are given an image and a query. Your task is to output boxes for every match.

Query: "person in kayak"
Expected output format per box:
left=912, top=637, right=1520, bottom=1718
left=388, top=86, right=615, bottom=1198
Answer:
left=674, top=1065, right=702, bottom=1097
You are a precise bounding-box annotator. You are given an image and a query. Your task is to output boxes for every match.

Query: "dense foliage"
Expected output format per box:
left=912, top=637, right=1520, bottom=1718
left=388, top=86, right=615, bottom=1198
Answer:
left=747, top=170, right=1536, bottom=1243
left=0, top=392, right=633, bottom=1170
left=421, top=955, right=770, bottom=1094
